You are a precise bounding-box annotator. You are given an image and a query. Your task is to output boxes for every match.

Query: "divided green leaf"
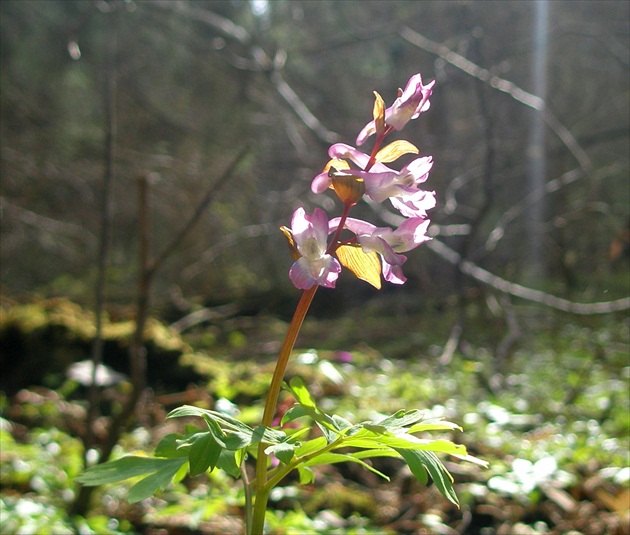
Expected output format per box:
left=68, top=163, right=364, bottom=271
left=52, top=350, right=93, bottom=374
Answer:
left=395, top=449, right=459, bottom=506
left=127, top=459, right=186, bottom=503
left=75, top=456, right=187, bottom=504
left=186, top=432, right=222, bottom=476
left=265, top=441, right=298, bottom=464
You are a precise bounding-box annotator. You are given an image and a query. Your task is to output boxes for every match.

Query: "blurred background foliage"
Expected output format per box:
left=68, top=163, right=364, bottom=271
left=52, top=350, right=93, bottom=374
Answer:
left=1, top=0, right=628, bottom=313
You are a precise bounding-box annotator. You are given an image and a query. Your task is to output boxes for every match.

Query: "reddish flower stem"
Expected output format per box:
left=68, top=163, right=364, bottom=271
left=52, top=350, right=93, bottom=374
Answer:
left=251, top=284, right=317, bottom=533
left=364, top=127, right=392, bottom=171
left=327, top=203, right=353, bottom=255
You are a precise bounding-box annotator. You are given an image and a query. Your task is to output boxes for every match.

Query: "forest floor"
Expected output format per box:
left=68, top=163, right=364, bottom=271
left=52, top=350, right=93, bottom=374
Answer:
left=1, top=304, right=629, bottom=534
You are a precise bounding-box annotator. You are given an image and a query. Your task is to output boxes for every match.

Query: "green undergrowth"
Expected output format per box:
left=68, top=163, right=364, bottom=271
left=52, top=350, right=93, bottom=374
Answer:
left=0, top=303, right=628, bottom=533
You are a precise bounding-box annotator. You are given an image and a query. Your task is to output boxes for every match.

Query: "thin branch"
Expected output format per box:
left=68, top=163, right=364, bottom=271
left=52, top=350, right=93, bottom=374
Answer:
left=149, top=1, right=339, bottom=144
left=400, top=26, right=593, bottom=174
left=182, top=221, right=278, bottom=279
left=0, top=197, right=97, bottom=248
left=484, top=163, right=619, bottom=251
left=153, top=0, right=250, bottom=45
left=369, top=201, right=629, bottom=315
left=86, top=5, right=117, bottom=450
left=427, top=238, right=630, bottom=315
left=148, top=144, right=252, bottom=278
left=169, top=303, right=239, bottom=334
left=71, top=6, right=117, bottom=516
left=484, top=167, right=583, bottom=251
left=268, top=68, right=339, bottom=144
left=95, top=176, right=152, bottom=468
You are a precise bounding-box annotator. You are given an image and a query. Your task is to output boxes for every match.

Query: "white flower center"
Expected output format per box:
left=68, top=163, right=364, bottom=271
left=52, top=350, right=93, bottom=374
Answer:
left=301, top=236, right=324, bottom=260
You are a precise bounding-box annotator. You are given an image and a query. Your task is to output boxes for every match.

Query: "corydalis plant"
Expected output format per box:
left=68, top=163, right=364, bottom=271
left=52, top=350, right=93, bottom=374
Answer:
left=295, top=75, right=436, bottom=289
left=76, top=74, right=486, bottom=535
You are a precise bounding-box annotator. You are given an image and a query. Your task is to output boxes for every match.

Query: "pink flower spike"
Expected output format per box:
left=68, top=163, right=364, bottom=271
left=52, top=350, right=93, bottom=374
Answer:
left=356, top=74, right=435, bottom=146
left=288, top=207, right=341, bottom=289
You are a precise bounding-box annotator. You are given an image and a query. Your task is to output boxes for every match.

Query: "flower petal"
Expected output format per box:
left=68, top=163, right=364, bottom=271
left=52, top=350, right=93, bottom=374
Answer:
left=355, top=74, right=435, bottom=144
left=289, top=255, right=341, bottom=290
left=390, top=190, right=436, bottom=218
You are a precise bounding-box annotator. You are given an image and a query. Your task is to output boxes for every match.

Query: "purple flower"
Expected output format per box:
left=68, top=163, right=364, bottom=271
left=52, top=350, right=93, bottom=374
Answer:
left=333, top=216, right=431, bottom=284
left=311, top=144, right=391, bottom=194
left=390, top=189, right=436, bottom=218
left=335, top=351, right=354, bottom=363
left=356, top=74, right=435, bottom=146
left=352, top=156, right=435, bottom=217
left=288, top=207, right=341, bottom=289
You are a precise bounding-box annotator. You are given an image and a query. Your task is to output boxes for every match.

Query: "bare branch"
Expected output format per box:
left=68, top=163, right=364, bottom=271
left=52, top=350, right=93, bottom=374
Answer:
left=150, top=1, right=339, bottom=144
left=0, top=196, right=97, bottom=250
left=484, top=167, right=582, bottom=251
left=369, top=201, right=629, bottom=314
left=427, top=238, right=630, bottom=315
left=182, top=221, right=278, bottom=280
left=169, top=303, right=239, bottom=333
left=149, top=144, right=252, bottom=278
left=153, top=0, right=250, bottom=45
left=400, top=26, right=593, bottom=174
left=268, top=69, right=339, bottom=144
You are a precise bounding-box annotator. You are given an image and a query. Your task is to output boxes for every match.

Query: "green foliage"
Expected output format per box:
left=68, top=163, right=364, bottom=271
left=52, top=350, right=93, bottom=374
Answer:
left=75, top=457, right=187, bottom=504
left=0, top=420, right=133, bottom=534
left=2, top=314, right=627, bottom=532
left=76, top=376, right=484, bottom=510
left=1, top=425, right=84, bottom=497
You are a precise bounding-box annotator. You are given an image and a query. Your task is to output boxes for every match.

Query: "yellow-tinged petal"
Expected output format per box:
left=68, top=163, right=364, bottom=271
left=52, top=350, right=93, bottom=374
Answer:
left=279, top=226, right=301, bottom=260
left=331, top=172, right=365, bottom=206
left=373, top=91, right=386, bottom=136
left=375, top=140, right=419, bottom=163
left=336, top=244, right=382, bottom=289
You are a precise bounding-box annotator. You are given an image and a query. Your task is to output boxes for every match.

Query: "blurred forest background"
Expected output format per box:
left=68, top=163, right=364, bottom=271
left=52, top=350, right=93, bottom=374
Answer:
left=1, top=1, right=629, bottom=534
left=1, top=0, right=628, bottom=313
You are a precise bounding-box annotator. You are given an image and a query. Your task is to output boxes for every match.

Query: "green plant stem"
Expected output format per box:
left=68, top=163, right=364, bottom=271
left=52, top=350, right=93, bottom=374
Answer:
left=249, top=435, right=344, bottom=535
left=241, top=460, right=253, bottom=532
left=264, top=435, right=344, bottom=491
left=250, top=285, right=318, bottom=535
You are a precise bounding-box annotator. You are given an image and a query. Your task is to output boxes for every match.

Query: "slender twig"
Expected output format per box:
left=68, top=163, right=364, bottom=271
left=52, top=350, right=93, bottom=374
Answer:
left=149, top=144, right=251, bottom=277
left=400, top=26, right=593, bottom=174
left=368, top=201, right=630, bottom=315
left=84, top=0, right=117, bottom=452
left=150, top=1, right=340, bottom=144
left=95, top=176, right=152, bottom=466
left=427, top=238, right=630, bottom=314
